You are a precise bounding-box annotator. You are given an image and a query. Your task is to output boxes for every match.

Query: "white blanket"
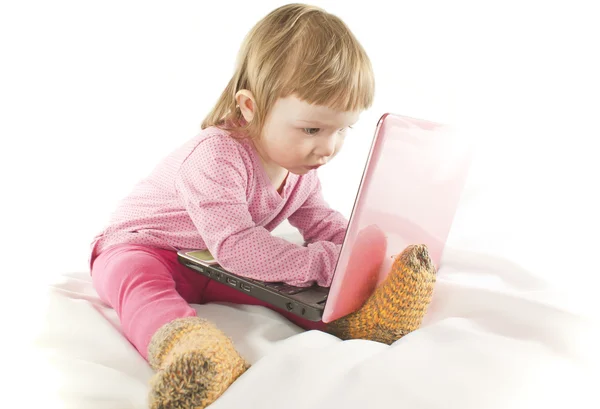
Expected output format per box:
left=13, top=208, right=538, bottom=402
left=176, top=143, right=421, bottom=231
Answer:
left=25, top=269, right=595, bottom=409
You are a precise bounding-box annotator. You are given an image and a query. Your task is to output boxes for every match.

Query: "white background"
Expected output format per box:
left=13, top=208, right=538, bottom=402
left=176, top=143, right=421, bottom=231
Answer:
left=1, top=2, right=600, bottom=408
left=1, top=1, right=598, bottom=310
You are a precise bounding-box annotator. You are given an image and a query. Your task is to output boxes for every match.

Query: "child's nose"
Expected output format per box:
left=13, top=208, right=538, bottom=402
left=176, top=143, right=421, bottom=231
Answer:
left=317, top=133, right=337, bottom=158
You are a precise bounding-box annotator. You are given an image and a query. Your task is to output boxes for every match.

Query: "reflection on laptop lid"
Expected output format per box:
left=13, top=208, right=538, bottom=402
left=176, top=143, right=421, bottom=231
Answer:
left=321, top=114, right=471, bottom=323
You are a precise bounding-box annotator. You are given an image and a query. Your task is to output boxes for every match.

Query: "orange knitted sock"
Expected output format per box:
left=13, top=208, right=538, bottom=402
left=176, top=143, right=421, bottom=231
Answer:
left=147, top=317, right=249, bottom=409
left=327, top=244, right=436, bottom=344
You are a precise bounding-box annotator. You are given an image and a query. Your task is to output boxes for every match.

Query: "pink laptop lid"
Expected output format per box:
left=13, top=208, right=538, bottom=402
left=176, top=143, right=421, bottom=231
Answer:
left=321, top=113, right=472, bottom=323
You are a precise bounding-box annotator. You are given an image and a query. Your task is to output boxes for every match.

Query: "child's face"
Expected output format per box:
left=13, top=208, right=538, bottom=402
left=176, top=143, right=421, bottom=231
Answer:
left=257, top=95, right=360, bottom=175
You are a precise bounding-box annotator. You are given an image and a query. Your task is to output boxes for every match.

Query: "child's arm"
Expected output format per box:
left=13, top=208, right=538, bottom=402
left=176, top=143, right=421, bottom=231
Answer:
left=287, top=176, right=348, bottom=245
left=175, top=137, right=339, bottom=287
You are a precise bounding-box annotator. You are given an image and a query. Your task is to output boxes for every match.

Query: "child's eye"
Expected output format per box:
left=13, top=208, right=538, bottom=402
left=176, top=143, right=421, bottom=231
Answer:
left=303, top=128, right=320, bottom=135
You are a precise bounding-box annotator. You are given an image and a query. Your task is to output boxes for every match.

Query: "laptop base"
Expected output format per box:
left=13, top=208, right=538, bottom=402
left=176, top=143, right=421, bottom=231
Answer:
left=177, top=252, right=328, bottom=322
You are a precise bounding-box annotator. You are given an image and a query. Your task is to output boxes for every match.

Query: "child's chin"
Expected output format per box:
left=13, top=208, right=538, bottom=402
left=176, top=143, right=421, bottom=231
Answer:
left=291, top=167, right=313, bottom=175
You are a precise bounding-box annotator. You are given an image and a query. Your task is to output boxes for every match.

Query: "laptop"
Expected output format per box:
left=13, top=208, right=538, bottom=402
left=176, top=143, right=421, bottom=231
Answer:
left=177, top=113, right=472, bottom=323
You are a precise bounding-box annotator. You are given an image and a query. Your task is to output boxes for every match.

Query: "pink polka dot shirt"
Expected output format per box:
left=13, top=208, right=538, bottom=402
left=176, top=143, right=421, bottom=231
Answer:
left=90, top=127, right=348, bottom=287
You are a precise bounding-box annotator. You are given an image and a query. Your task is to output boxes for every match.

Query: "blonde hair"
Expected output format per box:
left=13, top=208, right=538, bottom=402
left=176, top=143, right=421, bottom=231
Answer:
left=201, top=3, right=375, bottom=139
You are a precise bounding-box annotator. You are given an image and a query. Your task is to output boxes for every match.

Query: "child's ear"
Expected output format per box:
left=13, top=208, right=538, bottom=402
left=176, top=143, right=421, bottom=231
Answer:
left=235, top=89, right=256, bottom=123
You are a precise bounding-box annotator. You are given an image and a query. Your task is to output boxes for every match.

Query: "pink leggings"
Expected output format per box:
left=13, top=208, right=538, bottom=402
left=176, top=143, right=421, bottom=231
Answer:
left=91, top=244, right=325, bottom=360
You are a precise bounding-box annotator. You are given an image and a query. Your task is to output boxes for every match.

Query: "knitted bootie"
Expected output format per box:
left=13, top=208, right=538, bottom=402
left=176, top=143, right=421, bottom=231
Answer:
left=327, top=244, right=436, bottom=344
left=147, top=317, right=249, bottom=409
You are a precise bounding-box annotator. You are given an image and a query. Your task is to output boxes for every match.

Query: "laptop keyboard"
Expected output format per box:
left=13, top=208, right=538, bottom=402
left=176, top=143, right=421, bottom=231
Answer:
left=262, top=282, right=309, bottom=295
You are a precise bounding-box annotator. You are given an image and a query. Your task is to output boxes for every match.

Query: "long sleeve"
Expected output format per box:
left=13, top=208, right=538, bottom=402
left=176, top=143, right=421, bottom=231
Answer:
left=288, top=176, right=348, bottom=245
left=174, top=137, right=340, bottom=287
